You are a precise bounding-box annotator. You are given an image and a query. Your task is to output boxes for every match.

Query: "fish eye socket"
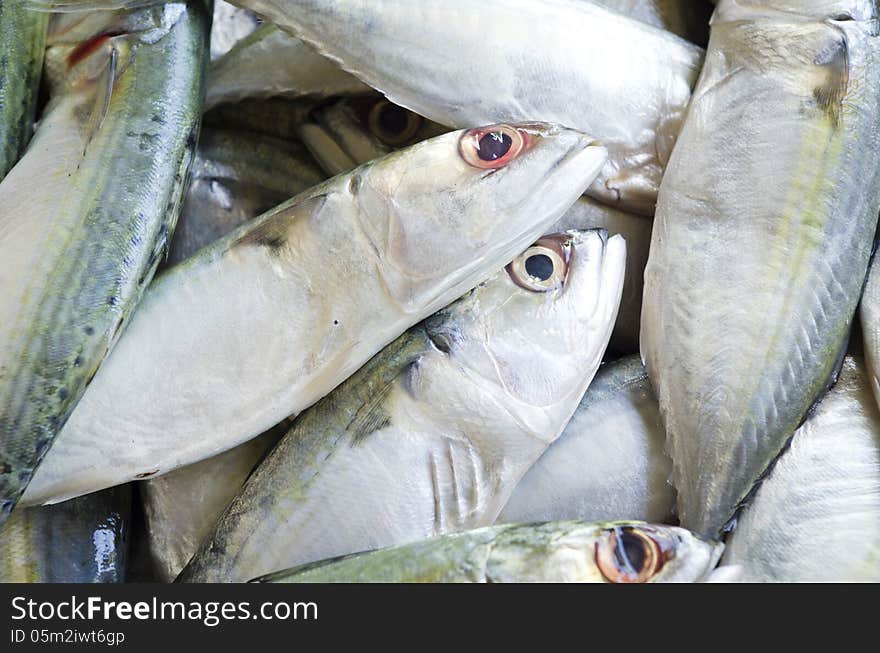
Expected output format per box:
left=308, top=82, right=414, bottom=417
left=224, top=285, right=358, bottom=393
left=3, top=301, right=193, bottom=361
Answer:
left=460, top=125, right=527, bottom=169
left=368, top=100, right=422, bottom=146
left=596, top=526, right=666, bottom=583
left=506, top=235, right=571, bottom=292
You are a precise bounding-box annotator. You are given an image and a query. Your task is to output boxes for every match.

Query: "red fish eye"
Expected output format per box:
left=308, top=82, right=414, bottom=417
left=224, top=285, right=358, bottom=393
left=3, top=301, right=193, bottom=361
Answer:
left=460, top=124, right=528, bottom=169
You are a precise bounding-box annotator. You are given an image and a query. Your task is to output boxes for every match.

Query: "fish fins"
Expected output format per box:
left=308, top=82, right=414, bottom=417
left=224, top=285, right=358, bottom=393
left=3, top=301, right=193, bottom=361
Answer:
left=348, top=375, right=395, bottom=445
left=81, top=45, right=117, bottom=156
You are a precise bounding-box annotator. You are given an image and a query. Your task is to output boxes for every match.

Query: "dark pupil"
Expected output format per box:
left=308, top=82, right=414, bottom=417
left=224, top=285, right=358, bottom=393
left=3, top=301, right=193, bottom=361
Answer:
left=525, top=254, right=554, bottom=281
left=378, top=104, right=409, bottom=135
left=614, top=530, right=647, bottom=575
left=477, top=131, right=513, bottom=161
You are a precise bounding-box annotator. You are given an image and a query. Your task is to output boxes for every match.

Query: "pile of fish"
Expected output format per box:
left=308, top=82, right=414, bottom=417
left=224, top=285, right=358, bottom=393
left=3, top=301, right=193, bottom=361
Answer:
left=1, top=0, right=878, bottom=584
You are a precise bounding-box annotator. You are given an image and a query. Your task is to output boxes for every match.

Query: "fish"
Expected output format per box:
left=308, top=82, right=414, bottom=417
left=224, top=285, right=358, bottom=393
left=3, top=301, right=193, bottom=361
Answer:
left=0, top=485, right=131, bottom=582
left=203, top=97, right=314, bottom=142
left=166, top=127, right=325, bottom=266
left=498, top=355, right=674, bottom=525
left=296, top=110, right=649, bottom=353
left=251, top=521, right=722, bottom=583
left=551, top=198, right=651, bottom=354
left=209, top=0, right=261, bottom=60
left=594, top=0, right=711, bottom=45
left=21, top=122, right=608, bottom=506
left=0, top=2, right=208, bottom=526
left=0, top=0, right=48, bottom=181
left=142, top=428, right=285, bottom=582
left=222, top=0, right=704, bottom=216
left=178, top=229, right=625, bottom=582
left=862, top=257, right=880, bottom=412
left=720, top=356, right=880, bottom=582
left=641, top=2, right=880, bottom=538
left=297, top=95, right=449, bottom=176
left=206, top=24, right=370, bottom=108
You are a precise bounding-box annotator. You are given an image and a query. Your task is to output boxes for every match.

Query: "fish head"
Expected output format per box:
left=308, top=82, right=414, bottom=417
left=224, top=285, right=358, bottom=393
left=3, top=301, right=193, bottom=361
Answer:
left=423, top=229, right=625, bottom=436
left=589, top=522, right=724, bottom=583
left=299, top=95, right=449, bottom=176
left=712, top=0, right=877, bottom=21
left=351, top=122, right=608, bottom=313
left=44, top=3, right=192, bottom=96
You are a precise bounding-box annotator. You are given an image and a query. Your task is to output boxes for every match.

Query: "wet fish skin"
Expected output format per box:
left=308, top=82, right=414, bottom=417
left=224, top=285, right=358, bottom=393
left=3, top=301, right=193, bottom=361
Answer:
left=499, top=355, right=673, bottom=525
left=142, top=429, right=284, bottom=582
left=551, top=197, right=651, bottom=354
left=252, top=521, right=722, bottom=583
left=861, top=256, right=880, bottom=411
left=203, top=97, right=314, bottom=141
left=206, top=24, right=370, bottom=108
left=0, top=485, right=131, bottom=583
left=0, top=2, right=208, bottom=526
left=232, top=0, right=703, bottom=215
left=210, top=0, right=261, bottom=59
left=641, top=5, right=880, bottom=538
left=594, top=0, right=712, bottom=45
left=720, top=357, right=880, bottom=582
left=166, top=127, right=325, bottom=266
left=298, top=95, right=449, bottom=177
left=0, top=0, right=47, bottom=181
left=22, top=123, right=608, bottom=506
left=178, top=229, right=625, bottom=582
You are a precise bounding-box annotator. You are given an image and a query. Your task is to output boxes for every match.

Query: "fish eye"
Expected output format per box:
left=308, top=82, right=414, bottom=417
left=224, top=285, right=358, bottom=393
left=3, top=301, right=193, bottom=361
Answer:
left=595, top=526, right=667, bottom=583
left=460, top=124, right=527, bottom=169
left=368, top=100, right=422, bottom=146
left=506, top=234, right=571, bottom=292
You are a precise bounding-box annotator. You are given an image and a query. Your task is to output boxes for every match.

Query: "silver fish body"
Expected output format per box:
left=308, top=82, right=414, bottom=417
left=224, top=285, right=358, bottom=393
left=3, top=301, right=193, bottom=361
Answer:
left=203, top=97, right=313, bottom=141
left=0, top=485, right=131, bottom=582
left=861, top=256, right=880, bottom=412
left=206, top=24, right=370, bottom=108
left=0, top=0, right=47, bottom=181
left=142, top=428, right=283, bottom=582
left=499, top=355, right=673, bottom=525
left=253, top=521, right=721, bottom=583
left=552, top=198, right=650, bottom=354
left=178, top=229, right=625, bottom=582
left=22, top=123, right=608, bottom=506
left=641, top=3, right=880, bottom=538
left=166, top=127, right=325, bottom=266
left=0, top=2, right=207, bottom=525
left=297, top=95, right=448, bottom=177
left=233, top=0, right=704, bottom=215
left=721, top=357, right=880, bottom=582
left=594, top=0, right=711, bottom=44
left=210, top=0, right=260, bottom=59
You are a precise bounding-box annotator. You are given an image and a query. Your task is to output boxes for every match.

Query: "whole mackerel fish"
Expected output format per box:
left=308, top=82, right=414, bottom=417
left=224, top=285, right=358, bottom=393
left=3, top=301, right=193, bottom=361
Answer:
left=22, top=123, right=608, bottom=506
left=498, top=356, right=673, bottom=525
left=0, top=2, right=207, bottom=526
left=0, top=485, right=131, bottom=582
left=641, top=0, right=880, bottom=538
left=0, top=0, right=47, bottom=181
left=252, top=521, right=722, bottom=584
left=219, top=0, right=704, bottom=215
left=720, top=357, right=880, bottom=582
left=179, top=229, right=625, bottom=582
